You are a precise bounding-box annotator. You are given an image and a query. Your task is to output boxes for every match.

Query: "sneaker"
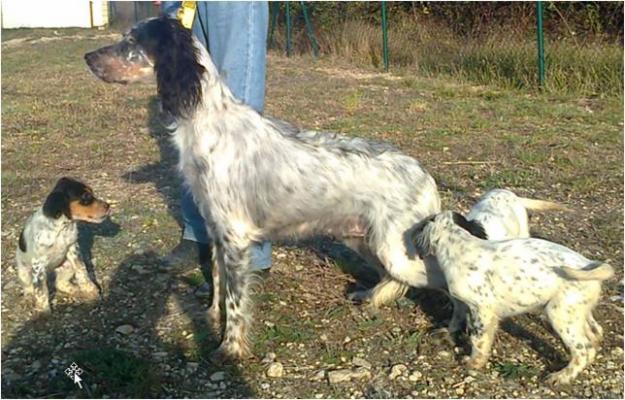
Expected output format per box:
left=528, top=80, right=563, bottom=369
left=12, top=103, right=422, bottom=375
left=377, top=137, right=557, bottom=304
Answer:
left=194, top=282, right=212, bottom=299
left=156, top=99, right=178, bottom=132
left=159, top=239, right=211, bottom=274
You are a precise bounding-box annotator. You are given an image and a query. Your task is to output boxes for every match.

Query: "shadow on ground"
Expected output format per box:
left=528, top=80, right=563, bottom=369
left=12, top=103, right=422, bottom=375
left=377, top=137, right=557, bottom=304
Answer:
left=1, top=247, right=253, bottom=398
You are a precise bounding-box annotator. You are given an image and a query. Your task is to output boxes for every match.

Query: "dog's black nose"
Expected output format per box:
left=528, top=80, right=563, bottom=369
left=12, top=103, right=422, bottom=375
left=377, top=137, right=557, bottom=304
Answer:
left=84, top=51, right=97, bottom=66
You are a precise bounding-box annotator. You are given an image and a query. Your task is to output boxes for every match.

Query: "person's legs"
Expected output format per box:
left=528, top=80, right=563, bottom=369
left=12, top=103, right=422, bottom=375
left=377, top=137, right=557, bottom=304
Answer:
left=162, top=1, right=271, bottom=277
left=198, top=1, right=272, bottom=271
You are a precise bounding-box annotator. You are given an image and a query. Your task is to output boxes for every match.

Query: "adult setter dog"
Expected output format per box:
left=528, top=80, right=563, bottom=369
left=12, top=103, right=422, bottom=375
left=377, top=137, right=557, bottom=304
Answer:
left=85, top=17, right=441, bottom=361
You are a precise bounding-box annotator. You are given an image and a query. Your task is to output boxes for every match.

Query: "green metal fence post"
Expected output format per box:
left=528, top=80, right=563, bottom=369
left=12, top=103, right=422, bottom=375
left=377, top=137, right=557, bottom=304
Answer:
left=381, top=2, right=389, bottom=72
left=269, top=2, right=280, bottom=48
left=301, top=1, right=319, bottom=58
left=285, top=2, right=292, bottom=57
left=536, top=1, right=545, bottom=89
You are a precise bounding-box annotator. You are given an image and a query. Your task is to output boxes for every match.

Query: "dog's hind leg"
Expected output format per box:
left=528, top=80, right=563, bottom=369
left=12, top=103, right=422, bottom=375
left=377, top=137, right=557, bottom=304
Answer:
left=545, top=288, right=599, bottom=385
left=342, top=237, right=404, bottom=306
left=211, top=238, right=254, bottom=362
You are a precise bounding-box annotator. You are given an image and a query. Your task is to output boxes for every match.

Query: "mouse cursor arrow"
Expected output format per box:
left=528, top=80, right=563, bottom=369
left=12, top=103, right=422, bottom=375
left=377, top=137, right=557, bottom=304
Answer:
left=73, top=374, right=83, bottom=389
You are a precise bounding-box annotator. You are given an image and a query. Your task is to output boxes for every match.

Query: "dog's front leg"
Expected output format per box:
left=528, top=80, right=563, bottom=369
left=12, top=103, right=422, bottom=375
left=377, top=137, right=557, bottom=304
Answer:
left=64, top=243, right=100, bottom=299
left=208, top=241, right=223, bottom=328
left=211, top=237, right=253, bottom=362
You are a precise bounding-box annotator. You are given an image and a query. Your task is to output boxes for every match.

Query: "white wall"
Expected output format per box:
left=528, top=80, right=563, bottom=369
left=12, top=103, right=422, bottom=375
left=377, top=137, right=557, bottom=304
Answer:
left=1, top=0, right=108, bottom=29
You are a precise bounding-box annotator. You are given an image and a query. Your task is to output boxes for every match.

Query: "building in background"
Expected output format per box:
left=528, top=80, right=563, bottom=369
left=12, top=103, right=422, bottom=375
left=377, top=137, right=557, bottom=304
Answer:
left=1, top=0, right=109, bottom=28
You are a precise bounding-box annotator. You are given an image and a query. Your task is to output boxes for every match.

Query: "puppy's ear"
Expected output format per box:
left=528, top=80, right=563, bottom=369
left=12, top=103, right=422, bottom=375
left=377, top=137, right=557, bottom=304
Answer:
left=452, top=212, right=488, bottom=240
left=43, top=192, right=71, bottom=219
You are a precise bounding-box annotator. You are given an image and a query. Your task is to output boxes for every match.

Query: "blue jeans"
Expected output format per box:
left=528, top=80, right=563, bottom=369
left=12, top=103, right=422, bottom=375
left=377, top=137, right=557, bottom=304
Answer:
left=162, top=1, right=271, bottom=269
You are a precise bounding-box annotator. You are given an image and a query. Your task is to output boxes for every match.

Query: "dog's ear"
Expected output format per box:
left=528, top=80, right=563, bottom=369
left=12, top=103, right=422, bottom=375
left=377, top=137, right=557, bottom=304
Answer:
left=154, top=18, right=205, bottom=119
left=452, top=212, right=488, bottom=239
left=43, top=191, right=71, bottom=219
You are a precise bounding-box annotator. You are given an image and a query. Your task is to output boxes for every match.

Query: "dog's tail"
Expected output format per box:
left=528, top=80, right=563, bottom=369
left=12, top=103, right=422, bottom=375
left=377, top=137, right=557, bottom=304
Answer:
left=558, top=262, right=614, bottom=281
left=518, top=197, right=572, bottom=212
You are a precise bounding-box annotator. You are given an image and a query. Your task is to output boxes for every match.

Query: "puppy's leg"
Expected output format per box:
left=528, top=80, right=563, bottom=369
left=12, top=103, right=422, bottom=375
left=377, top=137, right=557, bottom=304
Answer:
left=16, top=260, right=35, bottom=296
left=55, top=260, right=77, bottom=294
left=545, top=291, right=597, bottom=385
left=65, top=243, right=99, bottom=299
left=211, top=238, right=253, bottom=362
left=31, top=259, right=51, bottom=314
left=465, top=305, right=498, bottom=370
left=586, top=312, right=603, bottom=345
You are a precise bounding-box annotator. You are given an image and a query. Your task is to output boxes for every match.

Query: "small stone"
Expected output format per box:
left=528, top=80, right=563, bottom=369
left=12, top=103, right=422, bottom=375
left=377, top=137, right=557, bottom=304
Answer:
left=389, top=364, right=408, bottom=380
left=352, top=356, right=371, bottom=370
left=328, top=367, right=370, bottom=384
left=455, top=387, right=465, bottom=395
left=320, top=334, right=328, bottom=342
left=262, top=352, right=277, bottom=363
left=115, top=324, right=134, bottom=335
left=31, top=360, right=42, bottom=371
left=266, top=362, right=284, bottom=378
left=438, top=350, right=451, bottom=358
left=314, top=394, right=324, bottom=399
left=312, top=370, right=326, bottom=381
left=295, top=264, right=304, bottom=271
left=408, top=371, right=423, bottom=381
left=210, top=371, right=226, bottom=382
left=611, top=347, right=623, bottom=357
left=260, top=382, right=270, bottom=390
left=186, top=362, right=198, bottom=371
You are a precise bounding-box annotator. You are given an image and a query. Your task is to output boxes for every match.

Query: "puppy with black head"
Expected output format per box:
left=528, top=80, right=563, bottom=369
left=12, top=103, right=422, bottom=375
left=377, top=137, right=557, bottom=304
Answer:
left=16, top=177, right=110, bottom=314
left=413, top=210, right=613, bottom=385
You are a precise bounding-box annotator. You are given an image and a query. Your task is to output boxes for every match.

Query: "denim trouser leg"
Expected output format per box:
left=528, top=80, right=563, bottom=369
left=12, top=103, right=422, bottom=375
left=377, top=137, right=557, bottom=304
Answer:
left=177, top=2, right=271, bottom=269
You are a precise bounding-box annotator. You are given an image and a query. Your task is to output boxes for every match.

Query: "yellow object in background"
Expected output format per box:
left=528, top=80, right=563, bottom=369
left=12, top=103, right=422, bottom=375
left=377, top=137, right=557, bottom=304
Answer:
left=177, top=1, right=197, bottom=30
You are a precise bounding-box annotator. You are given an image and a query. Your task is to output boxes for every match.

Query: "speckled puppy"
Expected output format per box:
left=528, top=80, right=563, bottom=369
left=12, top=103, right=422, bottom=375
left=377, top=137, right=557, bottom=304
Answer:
left=413, top=211, right=614, bottom=385
left=16, top=177, right=110, bottom=314
left=467, top=189, right=570, bottom=240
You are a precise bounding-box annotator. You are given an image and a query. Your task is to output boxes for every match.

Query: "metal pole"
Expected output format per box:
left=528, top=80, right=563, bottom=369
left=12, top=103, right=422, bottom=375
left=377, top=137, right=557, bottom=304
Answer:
left=301, top=1, right=319, bottom=58
left=285, top=2, right=292, bottom=57
left=269, top=2, right=280, bottom=47
left=536, top=1, right=545, bottom=89
left=381, top=2, right=389, bottom=72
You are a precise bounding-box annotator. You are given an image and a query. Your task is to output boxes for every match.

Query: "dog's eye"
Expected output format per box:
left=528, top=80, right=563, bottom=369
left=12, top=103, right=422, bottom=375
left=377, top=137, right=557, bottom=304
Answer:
left=80, top=193, right=94, bottom=205
left=127, top=36, right=137, bottom=45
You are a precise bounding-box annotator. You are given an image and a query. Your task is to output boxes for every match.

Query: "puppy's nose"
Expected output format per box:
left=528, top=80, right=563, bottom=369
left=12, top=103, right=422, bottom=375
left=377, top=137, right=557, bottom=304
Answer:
left=84, top=51, right=98, bottom=67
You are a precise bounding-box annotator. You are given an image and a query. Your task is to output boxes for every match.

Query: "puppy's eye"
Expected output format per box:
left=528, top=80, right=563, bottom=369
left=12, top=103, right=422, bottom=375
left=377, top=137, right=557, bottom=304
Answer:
left=80, top=193, right=94, bottom=204
left=127, top=36, right=137, bottom=45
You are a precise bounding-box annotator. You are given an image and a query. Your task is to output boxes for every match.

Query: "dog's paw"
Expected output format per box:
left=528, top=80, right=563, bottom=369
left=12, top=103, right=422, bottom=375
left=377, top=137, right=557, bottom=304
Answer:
left=347, top=289, right=372, bottom=304
left=545, top=370, right=573, bottom=386
left=428, top=327, right=456, bottom=347
left=463, top=355, right=487, bottom=370
left=210, top=343, right=251, bottom=365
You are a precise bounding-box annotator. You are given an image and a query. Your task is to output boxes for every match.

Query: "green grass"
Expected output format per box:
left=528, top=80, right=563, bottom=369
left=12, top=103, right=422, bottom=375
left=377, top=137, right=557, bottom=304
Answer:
left=493, top=361, right=540, bottom=380
left=275, top=17, right=623, bottom=97
left=62, top=348, right=160, bottom=397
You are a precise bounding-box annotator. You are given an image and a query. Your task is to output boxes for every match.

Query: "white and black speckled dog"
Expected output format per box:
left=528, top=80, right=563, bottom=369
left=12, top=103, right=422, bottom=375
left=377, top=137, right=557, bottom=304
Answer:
left=413, top=210, right=614, bottom=385
left=84, top=17, right=442, bottom=361
left=16, top=177, right=110, bottom=314
left=467, top=189, right=570, bottom=240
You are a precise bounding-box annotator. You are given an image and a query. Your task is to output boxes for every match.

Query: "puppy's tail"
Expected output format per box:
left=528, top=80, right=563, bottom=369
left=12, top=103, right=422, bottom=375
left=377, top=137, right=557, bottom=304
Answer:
left=558, top=262, right=614, bottom=281
left=518, top=197, right=572, bottom=212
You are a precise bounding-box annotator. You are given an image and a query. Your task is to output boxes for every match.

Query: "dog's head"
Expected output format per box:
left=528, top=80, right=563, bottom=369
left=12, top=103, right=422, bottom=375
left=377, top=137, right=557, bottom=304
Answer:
left=412, top=211, right=488, bottom=258
left=43, top=177, right=110, bottom=223
left=84, top=16, right=205, bottom=118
